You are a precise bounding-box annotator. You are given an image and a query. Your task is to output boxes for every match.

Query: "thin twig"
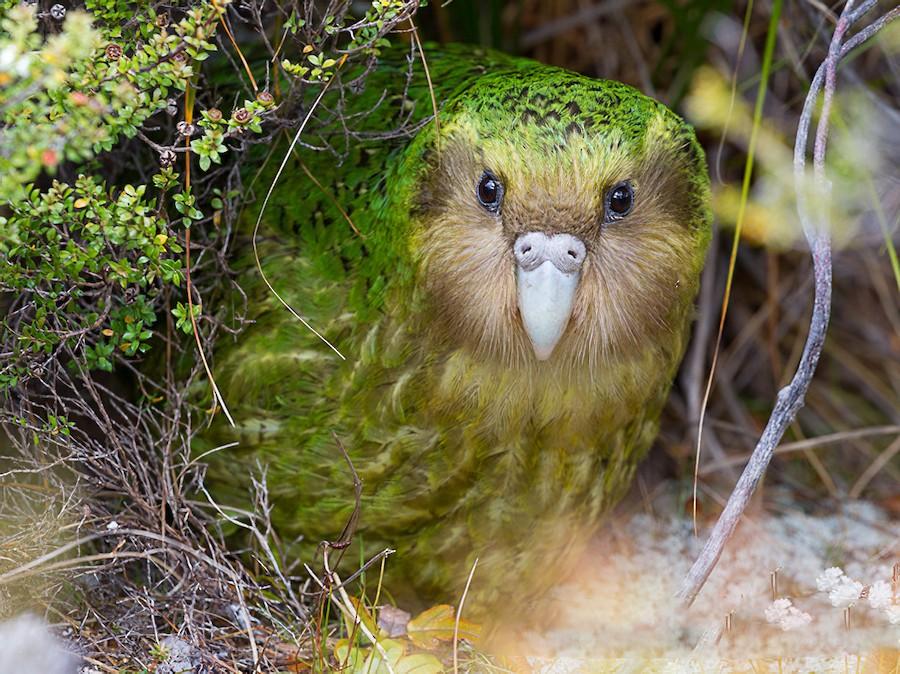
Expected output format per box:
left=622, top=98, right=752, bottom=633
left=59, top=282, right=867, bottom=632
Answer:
left=677, top=0, right=898, bottom=606
left=409, top=17, right=440, bottom=158
left=453, top=557, right=478, bottom=674
left=690, top=0, right=783, bottom=535
left=848, top=435, right=900, bottom=498
left=320, top=550, right=396, bottom=674
left=699, top=425, right=900, bottom=474
left=251, top=61, right=348, bottom=361
left=183, top=79, right=236, bottom=428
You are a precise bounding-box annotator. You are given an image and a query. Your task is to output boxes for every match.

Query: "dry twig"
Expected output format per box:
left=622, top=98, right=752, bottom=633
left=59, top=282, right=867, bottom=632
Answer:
left=677, top=0, right=898, bottom=606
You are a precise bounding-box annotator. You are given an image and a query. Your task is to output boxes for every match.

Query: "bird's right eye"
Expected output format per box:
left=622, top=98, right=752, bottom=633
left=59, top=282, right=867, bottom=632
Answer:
left=476, top=171, right=503, bottom=213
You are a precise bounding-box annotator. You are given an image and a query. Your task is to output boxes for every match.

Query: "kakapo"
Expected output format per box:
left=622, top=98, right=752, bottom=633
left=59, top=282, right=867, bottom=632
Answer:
left=198, top=45, right=711, bottom=615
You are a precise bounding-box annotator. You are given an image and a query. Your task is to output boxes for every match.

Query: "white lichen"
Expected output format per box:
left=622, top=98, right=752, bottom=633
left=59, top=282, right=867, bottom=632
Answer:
left=764, top=598, right=812, bottom=631
left=867, top=580, right=893, bottom=610
left=527, top=493, right=898, bottom=665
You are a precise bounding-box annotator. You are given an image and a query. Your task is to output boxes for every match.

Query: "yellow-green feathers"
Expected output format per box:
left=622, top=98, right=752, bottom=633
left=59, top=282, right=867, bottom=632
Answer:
left=200, top=45, right=711, bottom=614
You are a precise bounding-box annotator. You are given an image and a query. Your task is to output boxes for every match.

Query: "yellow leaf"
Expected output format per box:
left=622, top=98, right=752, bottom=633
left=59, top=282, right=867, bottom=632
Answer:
left=155, top=233, right=168, bottom=245
left=74, top=198, right=89, bottom=208
left=302, top=44, right=314, bottom=54
left=333, top=639, right=367, bottom=672
left=394, top=653, right=444, bottom=673
left=101, top=328, right=114, bottom=337
left=363, top=638, right=405, bottom=672
left=335, top=639, right=410, bottom=674
left=407, top=604, right=480, bottom=650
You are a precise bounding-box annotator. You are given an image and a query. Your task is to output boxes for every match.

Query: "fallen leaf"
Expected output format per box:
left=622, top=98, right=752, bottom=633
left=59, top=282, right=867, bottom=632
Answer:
left=393, top=652, right=444, bottom=673
left=407, top=604, right=480, bottom=650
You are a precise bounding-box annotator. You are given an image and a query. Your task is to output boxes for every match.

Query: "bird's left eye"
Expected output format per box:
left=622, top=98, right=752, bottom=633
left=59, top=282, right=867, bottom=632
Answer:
left=605, top=181, right=634, bottom=220
left=476, top=171, right=503, bottom=213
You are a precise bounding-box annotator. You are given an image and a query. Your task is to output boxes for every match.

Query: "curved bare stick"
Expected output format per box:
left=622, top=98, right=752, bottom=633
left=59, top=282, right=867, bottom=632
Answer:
left=677, top=0, right=898, bottom=606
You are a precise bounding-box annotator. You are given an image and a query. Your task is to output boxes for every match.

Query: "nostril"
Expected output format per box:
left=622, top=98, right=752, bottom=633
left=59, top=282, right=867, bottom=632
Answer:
left=521, top=245, right=532, bottom=254
left=567, top=249, right=578, bottom=259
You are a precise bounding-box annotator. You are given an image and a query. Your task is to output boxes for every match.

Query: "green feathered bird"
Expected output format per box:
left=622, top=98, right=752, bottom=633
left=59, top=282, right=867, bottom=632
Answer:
left=200, top=45, right=711, bottom=617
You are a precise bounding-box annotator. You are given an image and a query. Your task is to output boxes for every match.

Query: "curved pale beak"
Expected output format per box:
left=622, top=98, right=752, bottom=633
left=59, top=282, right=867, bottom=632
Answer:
left=514, top=232, right=586, bottom=360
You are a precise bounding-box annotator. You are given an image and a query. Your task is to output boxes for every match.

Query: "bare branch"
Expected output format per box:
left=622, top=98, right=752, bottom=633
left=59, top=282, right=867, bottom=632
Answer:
left=677, top=0, right=898, bottom=606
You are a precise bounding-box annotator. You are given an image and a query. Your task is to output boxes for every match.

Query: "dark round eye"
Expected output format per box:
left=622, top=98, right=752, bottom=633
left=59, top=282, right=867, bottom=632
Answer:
left=476, top=171, right=503, bottom=213
left=606, top=181, right=634, bottom=219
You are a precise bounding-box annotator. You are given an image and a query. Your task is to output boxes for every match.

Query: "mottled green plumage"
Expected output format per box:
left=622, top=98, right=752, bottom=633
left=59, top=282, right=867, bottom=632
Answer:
left=200, top=45, right=711, bottom=618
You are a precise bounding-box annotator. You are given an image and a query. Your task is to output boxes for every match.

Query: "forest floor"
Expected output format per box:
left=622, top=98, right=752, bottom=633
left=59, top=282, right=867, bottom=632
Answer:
left=519, top=484, right=898, bottom=672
